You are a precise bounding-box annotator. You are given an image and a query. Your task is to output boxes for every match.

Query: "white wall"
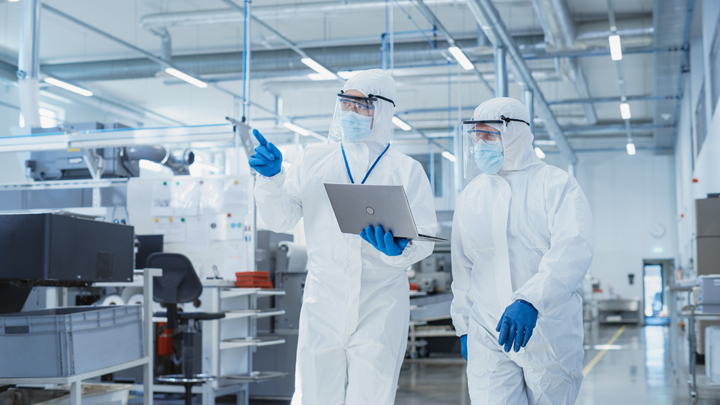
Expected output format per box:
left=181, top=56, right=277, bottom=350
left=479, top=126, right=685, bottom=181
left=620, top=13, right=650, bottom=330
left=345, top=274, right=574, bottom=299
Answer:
left=674, top=0, right=720, bottom=275
left=546, top=151, right=678, bottom=300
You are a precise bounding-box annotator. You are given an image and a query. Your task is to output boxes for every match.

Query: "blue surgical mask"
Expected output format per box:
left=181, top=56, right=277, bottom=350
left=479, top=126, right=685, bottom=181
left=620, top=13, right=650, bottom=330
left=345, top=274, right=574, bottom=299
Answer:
left=341, top=111, right=373, bottom=142
left=474, top=140, right=504, bottom=174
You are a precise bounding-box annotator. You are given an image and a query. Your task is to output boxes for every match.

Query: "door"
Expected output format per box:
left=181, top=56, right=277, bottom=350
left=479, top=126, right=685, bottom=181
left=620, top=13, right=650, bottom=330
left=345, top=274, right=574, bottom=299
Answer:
left=643, top=259, right=673, bottom=326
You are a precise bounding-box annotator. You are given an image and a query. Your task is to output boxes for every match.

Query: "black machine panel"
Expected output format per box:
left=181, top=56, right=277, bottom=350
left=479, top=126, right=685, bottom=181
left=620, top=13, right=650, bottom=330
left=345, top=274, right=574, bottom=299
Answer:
left=0, top=213, right=134, bottom=283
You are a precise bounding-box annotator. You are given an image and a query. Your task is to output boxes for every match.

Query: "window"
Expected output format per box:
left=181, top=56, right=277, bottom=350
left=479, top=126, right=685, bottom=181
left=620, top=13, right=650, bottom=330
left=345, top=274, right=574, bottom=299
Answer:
left=710, top=13, right=720, bottom=114
left=696, top=84, right=708, bottom=155
left=411, top=153, right=443, bottom=197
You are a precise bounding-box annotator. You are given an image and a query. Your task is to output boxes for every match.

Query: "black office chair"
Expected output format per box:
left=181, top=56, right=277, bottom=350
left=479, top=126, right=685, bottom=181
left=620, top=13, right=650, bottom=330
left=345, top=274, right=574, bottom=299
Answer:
left=149, top=253, right=225, bottom=405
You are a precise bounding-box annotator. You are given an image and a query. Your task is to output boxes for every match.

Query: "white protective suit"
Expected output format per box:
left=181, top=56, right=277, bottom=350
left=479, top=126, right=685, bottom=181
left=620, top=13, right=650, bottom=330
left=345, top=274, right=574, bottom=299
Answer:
left=255, top=69, right=437, bottom=405
left=451, top=98, right=594, bottom=404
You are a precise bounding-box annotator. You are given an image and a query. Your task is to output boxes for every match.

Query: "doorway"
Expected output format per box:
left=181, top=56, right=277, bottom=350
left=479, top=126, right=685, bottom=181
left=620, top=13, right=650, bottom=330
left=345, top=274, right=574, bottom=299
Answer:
left=643, top=259, right=674, bottom=326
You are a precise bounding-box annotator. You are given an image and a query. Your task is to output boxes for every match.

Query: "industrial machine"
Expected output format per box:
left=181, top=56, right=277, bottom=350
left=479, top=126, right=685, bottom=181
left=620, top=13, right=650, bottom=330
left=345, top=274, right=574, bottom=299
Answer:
left=26, top=122, right=195, bottom=180
left=0, top=212, right=135, bottom=313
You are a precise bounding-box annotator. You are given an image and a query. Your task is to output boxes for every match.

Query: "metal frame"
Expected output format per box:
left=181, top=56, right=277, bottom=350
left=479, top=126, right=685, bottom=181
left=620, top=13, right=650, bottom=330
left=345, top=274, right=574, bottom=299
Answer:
left=0, top=124, right=235, bottom=153
left=0, top=269, right=162, bottom=405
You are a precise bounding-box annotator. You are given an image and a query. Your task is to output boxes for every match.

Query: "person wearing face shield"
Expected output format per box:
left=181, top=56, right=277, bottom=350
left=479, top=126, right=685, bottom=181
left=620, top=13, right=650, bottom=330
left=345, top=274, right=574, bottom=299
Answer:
left=451, top=97, right=594, bottom=404
left=249, top=69, right=438, bottom=405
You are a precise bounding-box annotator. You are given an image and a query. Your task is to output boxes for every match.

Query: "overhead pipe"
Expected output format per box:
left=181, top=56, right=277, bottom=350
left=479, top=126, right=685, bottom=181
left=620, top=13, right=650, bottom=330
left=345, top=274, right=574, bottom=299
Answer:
left=149, top=28, right=172, bottom=62
left=219, top=0, right=342, bottom=81
left=17, top=0, right=42, bottom=128
left=413, top=0, right=494, bottom=94
left=466, top=0, right=578, bottom=165
left=41, top=38, right=671, bottom=83
left=42, top=39, right=476, bottom=81
left=40, top=3, right=259, bottom=123
left=530, top=0, right=598, bottom=125
left=140, top=0, right=481, bottom=28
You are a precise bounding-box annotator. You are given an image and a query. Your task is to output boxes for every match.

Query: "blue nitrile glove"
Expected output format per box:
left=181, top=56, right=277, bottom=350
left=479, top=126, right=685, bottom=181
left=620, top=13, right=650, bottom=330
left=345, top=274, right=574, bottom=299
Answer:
left=460, top=335, right=468, bottom=360
left=496, top=299, right=538, bottom=353
left=359, top=225, right=409, bottom=257
left=248, top=129, right=282, bottom=177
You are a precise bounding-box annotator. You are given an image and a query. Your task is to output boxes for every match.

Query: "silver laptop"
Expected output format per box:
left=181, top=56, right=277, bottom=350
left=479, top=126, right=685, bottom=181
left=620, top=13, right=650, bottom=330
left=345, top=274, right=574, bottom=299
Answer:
left=324, top=183, right=447, bottom=242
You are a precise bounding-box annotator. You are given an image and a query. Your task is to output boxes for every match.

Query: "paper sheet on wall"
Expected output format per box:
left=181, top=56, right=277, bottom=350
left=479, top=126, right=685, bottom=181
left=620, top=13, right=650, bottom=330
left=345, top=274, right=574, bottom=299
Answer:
left=154, top=219, right=186, bottom=243
left=151, top=182, right=173, bottom=216
left=224, top=179, right=249, bottom=207
left=185, top=218, right=210, bottom=250
left=172, top=179, right=200, bottom=217
left=200, top=179, right=224, bottom=215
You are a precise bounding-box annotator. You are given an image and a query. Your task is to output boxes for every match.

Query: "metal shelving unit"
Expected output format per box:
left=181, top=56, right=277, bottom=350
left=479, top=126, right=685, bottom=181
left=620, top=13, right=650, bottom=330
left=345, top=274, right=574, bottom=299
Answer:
left=116, top=283, right=288, bottom=405
left=0, top=268, right=162, bottom=405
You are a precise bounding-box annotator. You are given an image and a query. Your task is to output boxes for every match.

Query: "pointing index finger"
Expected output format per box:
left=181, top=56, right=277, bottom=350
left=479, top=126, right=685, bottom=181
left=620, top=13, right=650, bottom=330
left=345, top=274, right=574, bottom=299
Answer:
left=252, top=129, right=268, bottom=147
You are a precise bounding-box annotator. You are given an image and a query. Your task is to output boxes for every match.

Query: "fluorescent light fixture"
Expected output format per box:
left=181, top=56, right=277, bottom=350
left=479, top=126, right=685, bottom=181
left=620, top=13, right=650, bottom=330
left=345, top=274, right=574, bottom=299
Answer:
left=533, top=140, right=556, bottom=146
left=338, top=71, right=359, bottom=79
left=8, top=0, right=19, bottom=2
left=139, top=159, right=166, bottom=172
left=448, top=46, right=475, bottom=70
left=164, top=68, right=208, bottom=88
left=534, top=147, right=546, bottom=159
left=192, top=162, right=222, bottom=173
left=283, top=122, right=311, bottom=136
left=301, top=58, right=337, bottom=79
left=308, top=73, right=338, bottom=81
left=620, top=102, right=631, bottom=119
left=441, top=151, right=457, bottom=163
left=626, top=141, right=636, bottom=155
left=392, top=116, right=412, bottom=131
left=609, top=35, right=622, bottom=61
left=44, top=77, right=93, bottom=97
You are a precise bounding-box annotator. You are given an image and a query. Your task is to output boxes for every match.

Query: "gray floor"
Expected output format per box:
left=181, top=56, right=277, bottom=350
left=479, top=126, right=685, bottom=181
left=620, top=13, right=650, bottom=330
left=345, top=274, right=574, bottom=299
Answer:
left=395, top=323, right=720, bottom=405
left=132, top=323, right=720, bottom=404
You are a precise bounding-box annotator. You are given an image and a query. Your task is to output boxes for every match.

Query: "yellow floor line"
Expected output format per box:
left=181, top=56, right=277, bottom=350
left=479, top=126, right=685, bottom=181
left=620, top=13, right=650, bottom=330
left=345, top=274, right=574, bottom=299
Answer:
left=582, top=325, right=626, bottom=377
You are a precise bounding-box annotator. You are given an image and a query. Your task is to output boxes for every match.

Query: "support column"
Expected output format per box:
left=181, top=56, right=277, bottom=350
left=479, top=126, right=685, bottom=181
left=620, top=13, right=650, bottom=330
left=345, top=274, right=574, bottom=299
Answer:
left=17, top=0, right=42, bottom=128
left=242, top=0, right=252, bottom=121
left=494, top=44, right=508, bottom=98
left=274, top=94, right=283, bottom=127
left=524, top=88, right=534, bottom=134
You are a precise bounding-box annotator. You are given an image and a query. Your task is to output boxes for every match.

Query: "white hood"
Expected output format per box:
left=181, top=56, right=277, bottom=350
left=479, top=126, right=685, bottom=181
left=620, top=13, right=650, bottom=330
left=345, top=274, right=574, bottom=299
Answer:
left=472, top=97, right=541, bottom=172
left=341, top=69, right=396, bottom=154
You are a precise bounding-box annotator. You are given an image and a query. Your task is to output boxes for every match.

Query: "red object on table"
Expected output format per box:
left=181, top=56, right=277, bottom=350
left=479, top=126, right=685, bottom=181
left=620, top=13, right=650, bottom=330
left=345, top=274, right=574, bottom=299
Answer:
left=235, top=271, right=274, bottom=289
left=409, top=283, right=419, bottom=291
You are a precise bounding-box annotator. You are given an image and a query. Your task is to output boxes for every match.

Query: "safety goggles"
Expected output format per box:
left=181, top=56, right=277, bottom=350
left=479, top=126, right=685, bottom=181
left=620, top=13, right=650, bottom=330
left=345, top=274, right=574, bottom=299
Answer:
left=337, top=92, right=395, bottom=117
left=328, top=91, right=396, bottom=142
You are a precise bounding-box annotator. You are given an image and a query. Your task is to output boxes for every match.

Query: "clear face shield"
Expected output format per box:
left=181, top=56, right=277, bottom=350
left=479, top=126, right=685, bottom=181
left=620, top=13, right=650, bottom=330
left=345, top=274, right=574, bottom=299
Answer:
left=328, top=92, right=396, bottom=143
left=463, top=120, right=505, bottom=178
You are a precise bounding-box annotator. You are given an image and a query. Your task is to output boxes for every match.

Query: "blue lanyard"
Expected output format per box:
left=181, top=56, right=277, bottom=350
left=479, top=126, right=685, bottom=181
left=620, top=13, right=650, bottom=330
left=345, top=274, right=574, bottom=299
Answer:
left=341, top=143, right=391, bottom=184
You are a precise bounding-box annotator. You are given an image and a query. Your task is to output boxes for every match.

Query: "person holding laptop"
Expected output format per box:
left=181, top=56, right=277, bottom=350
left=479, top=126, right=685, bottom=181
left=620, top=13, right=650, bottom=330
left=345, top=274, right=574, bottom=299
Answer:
left=248, top=69, right=438, bottom=405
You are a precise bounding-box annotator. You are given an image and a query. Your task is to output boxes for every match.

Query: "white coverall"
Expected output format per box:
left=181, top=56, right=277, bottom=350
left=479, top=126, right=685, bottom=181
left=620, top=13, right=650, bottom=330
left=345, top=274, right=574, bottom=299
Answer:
left=255, top=70, right=437, bottom=405
left=451, top=97, right=594, bottom=404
